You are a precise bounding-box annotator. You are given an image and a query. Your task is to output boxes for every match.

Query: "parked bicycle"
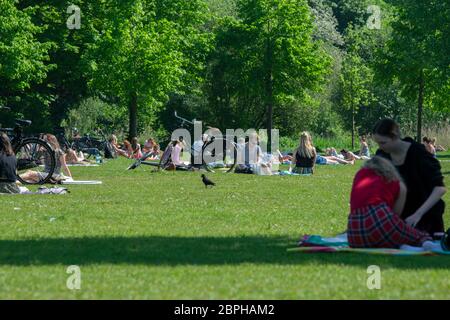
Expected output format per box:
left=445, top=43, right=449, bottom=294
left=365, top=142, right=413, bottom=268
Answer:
left=0, top=106, right=56, bottom=185
left=71, top=129, right=109, bottom=158
left=128, top=111, right=238, bottom=173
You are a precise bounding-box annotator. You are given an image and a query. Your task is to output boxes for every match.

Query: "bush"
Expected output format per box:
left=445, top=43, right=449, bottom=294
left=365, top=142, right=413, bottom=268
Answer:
left=61, top=97, right=127, bottom=137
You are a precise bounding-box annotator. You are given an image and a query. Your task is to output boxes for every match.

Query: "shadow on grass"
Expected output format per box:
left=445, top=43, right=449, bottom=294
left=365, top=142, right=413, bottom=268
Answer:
left=0, top=236, right=449, bottom=269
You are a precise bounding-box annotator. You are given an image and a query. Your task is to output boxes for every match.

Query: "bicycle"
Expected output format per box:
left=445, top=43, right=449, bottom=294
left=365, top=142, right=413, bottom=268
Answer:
left=128, top=111, right=238, bottom=173
left=0, top=106, right=56, bottom=185
left=71, top=129, right=109, bottom=158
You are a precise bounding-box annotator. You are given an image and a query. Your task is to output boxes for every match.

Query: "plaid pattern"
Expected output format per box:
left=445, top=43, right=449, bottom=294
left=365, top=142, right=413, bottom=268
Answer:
left=292, top=167, right=314, bottom=175
left=348, top=203, right=432, bottom=248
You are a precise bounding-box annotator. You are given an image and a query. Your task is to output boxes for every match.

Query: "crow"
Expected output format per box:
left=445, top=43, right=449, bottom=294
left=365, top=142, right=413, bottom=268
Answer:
left=201, top=174, right=216, bottom=188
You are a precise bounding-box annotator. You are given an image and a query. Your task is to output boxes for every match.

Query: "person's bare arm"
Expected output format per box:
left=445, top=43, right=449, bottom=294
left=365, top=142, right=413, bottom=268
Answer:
left=60, top=154, right=72, bottom=178
left=290, top=149, right=297, bottom=171
left=406, top=186, right=447, bottom=227
left=312, top=149, right=317, bottom=173
left=393, top=181, right=407, bottom=216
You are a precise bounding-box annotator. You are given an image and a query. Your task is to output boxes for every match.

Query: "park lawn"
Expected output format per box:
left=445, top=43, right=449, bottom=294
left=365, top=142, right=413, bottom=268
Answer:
left=0, top=156, right=449, bottom=300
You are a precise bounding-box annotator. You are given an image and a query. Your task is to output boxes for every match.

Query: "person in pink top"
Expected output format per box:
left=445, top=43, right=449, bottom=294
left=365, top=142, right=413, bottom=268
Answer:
left=170, top=139, right=184, bottom=166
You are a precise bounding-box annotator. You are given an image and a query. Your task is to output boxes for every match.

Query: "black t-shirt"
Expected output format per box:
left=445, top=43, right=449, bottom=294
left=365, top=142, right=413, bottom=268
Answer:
left=376, top=137, right=446, bottom=234
left=295, top=150, right=316, bottom=168
left=0, top=152, right=17, bottom=183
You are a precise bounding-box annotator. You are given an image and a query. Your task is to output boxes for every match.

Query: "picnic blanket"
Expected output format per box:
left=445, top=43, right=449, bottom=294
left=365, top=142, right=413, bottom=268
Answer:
left=275, top=170, right=312, bottom=176
left=288, top=234, right=450, bottom=256
left=18, top=186, right=69, bottom=195
left=62, top=179, right=102, bottom=185
left=40, top=164, right=99, bottom=167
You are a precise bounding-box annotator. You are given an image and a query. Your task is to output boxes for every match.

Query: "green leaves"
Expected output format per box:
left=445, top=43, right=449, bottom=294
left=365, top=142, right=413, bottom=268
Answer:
left=82, top=0, right=210, bottom=137
left=0, top=0, right=52, bottom=92
left=207, top=0, right=331, bottom=132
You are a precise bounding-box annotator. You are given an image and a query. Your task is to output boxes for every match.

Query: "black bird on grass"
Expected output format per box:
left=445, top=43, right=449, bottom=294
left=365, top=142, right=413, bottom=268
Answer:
left=201, top=174, right=216, bottom=188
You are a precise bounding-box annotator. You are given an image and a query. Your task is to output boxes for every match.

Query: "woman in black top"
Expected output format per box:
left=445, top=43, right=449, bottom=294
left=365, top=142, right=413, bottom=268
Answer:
left=0, top=133, right=20, bottom=194
left=290, top=132, right=317, bottom=175
left=373, top=119, right=446, bottom=235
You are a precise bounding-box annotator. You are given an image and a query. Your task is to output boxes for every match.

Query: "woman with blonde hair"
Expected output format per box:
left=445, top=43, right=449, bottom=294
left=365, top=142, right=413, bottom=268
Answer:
left=109, top=135, right=129, bottom=158
left=290, top=132, right=317, bottom=175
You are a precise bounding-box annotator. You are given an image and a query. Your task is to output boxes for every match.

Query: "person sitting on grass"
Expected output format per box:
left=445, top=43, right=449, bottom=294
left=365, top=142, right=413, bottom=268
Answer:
left=20, top=134, right=73, bottom=183
left=109, top=135, right=129, bottom=158
left=277, top=149, right=293, bottom=165
left=347, top=156, right=447, bottom=251
left=431, top=138, right=446, bottom=152
left=290, top=132, right=317, bottom=175
left=373, top=118, right=446, bottom=236
left=131, top=137, right=143, bottom=160
left=143, top=138, right=154, bottom=154
left=142, top=138, right=160, bottom=160
left=65, top=148, right=92, bottom=165
left=122, top=140, right=134, bottom=158
left=171, top=139, right=188, bottom=167
left=359, top=135, right=371, bottom=159
left=0, top=133, right=20, bottom=194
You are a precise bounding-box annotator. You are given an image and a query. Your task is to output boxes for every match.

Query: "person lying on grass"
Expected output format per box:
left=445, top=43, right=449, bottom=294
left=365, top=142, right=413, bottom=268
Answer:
left=65, top=148, right=95, bottom=165
left=431, top=138, right=446, bottom=152
left=0, top=133, right=20, bottom=194
left=347, top=156, right=447, bottom=252
left=20, top=134, right=73, bottom=183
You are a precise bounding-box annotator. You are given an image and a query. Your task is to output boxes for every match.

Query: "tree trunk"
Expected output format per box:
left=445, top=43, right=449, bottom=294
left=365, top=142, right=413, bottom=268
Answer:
left=128, top=92, right=138, bottom=139
left=350, top=78, right=355, bottom=150
left=265, top=29, right=274, bottom=153
left=265, top=72, right=273, bottom=152
left=417, top=71, right=425, bottom=142
left=352, top=105, right=355, bottom=150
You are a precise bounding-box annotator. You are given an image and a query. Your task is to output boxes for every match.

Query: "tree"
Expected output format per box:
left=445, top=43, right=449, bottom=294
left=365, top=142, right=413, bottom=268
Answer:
left=0, top=0, right=52, bottom=113
left=208, top=0, right=331, bottom=148
left=83, top=0, right=209, bottom=138
left=378, top=0, right=450, bottom=141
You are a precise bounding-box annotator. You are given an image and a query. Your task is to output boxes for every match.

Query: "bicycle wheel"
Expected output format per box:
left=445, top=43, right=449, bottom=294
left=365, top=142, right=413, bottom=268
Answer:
left=202, top=138, right=237, bottom=173
left=15, top=138, right=56, bottom=185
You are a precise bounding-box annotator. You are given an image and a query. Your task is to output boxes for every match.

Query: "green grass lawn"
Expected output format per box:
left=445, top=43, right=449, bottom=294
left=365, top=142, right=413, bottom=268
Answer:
left=0, top=155, right=449, bottom=299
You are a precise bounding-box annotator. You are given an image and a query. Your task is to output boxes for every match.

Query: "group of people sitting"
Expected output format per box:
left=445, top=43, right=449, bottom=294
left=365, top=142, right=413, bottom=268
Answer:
left=0, top=130, right=165, bottom=188
left=0, top=133, right=75, bottom=188
left=109, top=135, right=161, bottom=160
